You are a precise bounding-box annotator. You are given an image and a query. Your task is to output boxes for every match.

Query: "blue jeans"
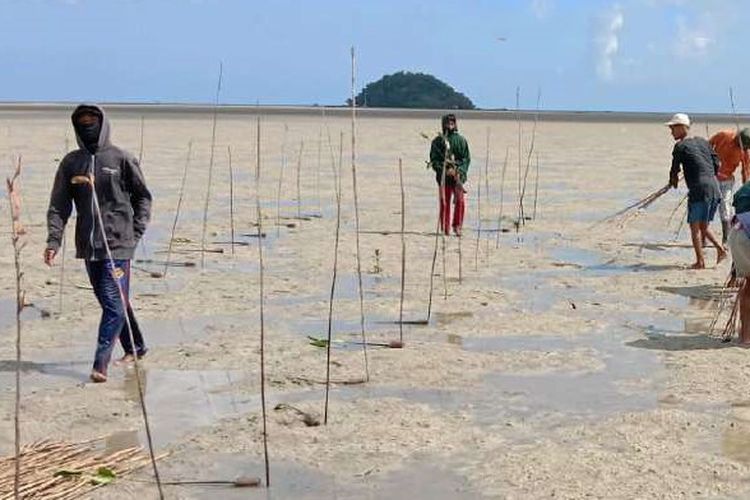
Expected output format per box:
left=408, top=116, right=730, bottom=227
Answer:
left=85, top=259, right=147, bottom=374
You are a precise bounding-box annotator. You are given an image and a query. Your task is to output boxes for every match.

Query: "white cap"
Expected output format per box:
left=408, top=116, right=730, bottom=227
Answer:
left=665, top=113, right=691, bottom=127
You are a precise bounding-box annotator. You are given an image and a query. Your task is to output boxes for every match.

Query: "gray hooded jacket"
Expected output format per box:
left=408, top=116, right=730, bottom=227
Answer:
left=46, top=104, right=152, bottom=260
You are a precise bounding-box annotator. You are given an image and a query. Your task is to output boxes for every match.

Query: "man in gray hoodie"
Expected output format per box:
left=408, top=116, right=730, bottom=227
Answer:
left=44, top=104, right=152, bottom=383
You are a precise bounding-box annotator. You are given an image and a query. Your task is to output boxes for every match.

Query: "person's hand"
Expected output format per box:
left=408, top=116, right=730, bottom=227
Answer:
left=447, top=167, right=456, bottom=178
left=43, top=248, right=56, bottom=266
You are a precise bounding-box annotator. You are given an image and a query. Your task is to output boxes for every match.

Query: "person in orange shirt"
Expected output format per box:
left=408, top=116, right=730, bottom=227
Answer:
left=709, top=128, right=750, bottom=243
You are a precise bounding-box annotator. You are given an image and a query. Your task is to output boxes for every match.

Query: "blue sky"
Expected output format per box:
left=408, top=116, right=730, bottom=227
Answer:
left=0, top=0, right=746, bottom=112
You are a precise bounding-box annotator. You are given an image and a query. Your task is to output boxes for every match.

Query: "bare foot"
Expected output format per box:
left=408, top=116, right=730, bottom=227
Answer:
left=453, top=227, right=462, bottom=237
left=113, top=354, right=135, bottom=366
left=717, top=248, right=728, bottom=265
left=690, top=262, right=706, bottom=270
left=89, top=371, right=107, bottom=383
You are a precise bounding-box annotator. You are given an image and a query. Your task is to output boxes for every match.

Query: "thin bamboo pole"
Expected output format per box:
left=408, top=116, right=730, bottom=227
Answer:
left=532, top=153, right=540, bottom=220
left=255, top=117, right=271, bottom=486
left=228, top=145, right=236, bottom=256
left=316, top=124, right=323, bottom=215
left=88, top=173, right=163, bottom=497
left=515, top=86, right=522, bottom=230
left=426, top=178, right=441, bottom=323
left=58, top=230, right=66, bottom=315
left=484, top=127, right=491, bottom=257
left=519, top=88, right=541, bottom=223
left=6, top=157, right=24, bottom=500
left=163, top=142, right=192, bottom=278
left=296, top=140, right=304, bottom=219
left=474, top=163, right=482, bottom=271
left=324, top=132, right=344, bottom=425
left=398, top=158, right=406, bottom=343
left=200, top=62, right=223, bottom=270
left=496, top=146, right=510, bottom=249
left=350, top=47, right=369, bottom=381
left=276, top=124, right=288, bottom=236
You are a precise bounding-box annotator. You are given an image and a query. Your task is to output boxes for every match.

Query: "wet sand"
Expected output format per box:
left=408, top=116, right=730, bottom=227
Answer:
left=1, top=110, right=749, bottom=498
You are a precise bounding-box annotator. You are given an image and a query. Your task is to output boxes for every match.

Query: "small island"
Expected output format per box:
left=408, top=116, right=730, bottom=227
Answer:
left=351, top=71, right=475, bottom=110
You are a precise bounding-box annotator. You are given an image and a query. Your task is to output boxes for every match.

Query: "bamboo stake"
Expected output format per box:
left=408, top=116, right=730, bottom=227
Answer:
left=86, top=173, right=164, bottom=496
left=515, top=86, right=522, bottom=230
left=519, top=88, right=541, bottom=223
left=317, top=124, right=323, bottom=215
left=532, top=152, right=540, bottom=220
left=163, top=141, right=192, bottom=278
left=474, top=162, right=482, bottom=271
left=428, top=131, right=450, bottom=319
left=496, top=146, right=510, bottom=249
left=58, top=136, right=70, bottom=315
left=350, top=47, right=370, bottom=381
left=254, top=117, right=271, bottom=486
left=398, top=157, right=406, bottom=343
left=484, top=127, right=491, bottom=257
left=296, top=139, right=304, bottom=219
left=200, top=61, right=223, bottom=270
left=457, top=220, right=463, bottom=283
left=227, top=145, right=236, bottom=256
left=276, top=124, right=288, bottom=236
left=137, top=115, right=149, bottom=261
left=6, top=156, right=24, bottom=500
left=58, top=230, right=66, bottom=315
left=324, top=132, right=344, bottom=425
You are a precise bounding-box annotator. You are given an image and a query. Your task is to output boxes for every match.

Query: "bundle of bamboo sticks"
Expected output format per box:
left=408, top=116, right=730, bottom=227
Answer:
left=0, top=438, right=163, bottom=500
left=598, top=181, right=676, bottom=227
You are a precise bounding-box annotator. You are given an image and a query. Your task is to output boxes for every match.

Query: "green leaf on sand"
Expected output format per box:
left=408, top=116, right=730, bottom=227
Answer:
left=307, top=335, right=329, bottom=348
left=90, top=467, right=116, bottom=485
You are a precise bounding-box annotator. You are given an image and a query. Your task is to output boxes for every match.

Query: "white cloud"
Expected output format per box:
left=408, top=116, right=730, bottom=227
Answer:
left=673, top=17, right=714, bottom=58
left=530, top=0, right=554, bottom=19
left=595, top=5, right=625, bottom=80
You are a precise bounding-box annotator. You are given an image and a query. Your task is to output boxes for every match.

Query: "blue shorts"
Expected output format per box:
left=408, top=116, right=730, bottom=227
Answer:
left=687, top=199, right=719, bottom=224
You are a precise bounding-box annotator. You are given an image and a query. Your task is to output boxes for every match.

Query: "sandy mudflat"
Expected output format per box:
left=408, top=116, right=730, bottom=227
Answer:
left=1, top=109, right=749, bottom=498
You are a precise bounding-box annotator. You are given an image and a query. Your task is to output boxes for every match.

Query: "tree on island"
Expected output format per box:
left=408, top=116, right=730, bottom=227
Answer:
left=350, top=71, right=475, bottom=110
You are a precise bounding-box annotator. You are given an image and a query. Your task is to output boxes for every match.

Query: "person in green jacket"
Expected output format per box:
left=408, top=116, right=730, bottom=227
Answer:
left=429, top=114, right=471, bottom=236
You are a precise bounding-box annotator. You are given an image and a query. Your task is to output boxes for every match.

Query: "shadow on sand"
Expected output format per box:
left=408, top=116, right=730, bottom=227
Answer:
left=656, top=284, right=734, bottom=302
left=626, top=334, right=735, bottom=352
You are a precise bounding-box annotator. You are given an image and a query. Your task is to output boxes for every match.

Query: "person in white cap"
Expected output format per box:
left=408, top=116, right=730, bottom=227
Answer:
left=666, top=112, right=727, bottom=269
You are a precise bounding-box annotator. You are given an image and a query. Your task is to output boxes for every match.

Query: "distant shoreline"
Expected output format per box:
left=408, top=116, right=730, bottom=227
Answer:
left=0, top=102, right=746, bottom=123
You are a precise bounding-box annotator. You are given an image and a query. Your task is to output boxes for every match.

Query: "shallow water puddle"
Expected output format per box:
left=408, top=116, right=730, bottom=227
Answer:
left=120, top=368, right=256, bottom=447
left=0, top=297, right=51, bottom=333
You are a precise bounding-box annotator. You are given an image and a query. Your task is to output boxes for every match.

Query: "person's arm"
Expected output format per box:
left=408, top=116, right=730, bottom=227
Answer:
left=457, top=136, right=470, bottom=182
left=124, top=155, right=152, bottom=242
left=742, top=149, right=749, bottom=184
left=45, top=160, right=72, bottom=264
left=670, top=146, right=681, bottom=188
left=429, top=137, right=444, bottom=173
left=710, top=144, right=721, bottom=176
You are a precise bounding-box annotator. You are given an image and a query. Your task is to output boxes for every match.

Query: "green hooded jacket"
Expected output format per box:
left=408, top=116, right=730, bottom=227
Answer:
left=429, top=130, right=471, bottom=184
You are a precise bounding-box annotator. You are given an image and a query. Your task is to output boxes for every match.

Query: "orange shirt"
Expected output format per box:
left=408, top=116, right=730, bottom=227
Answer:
left=710, top=129, right=750, bottom=182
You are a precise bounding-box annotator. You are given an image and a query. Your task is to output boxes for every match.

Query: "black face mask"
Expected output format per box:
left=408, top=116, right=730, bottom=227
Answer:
left=77, top=121, right=101, bottom=153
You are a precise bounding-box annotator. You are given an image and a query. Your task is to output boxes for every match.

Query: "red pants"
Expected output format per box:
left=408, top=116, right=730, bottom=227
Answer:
left=439, top=183, right=465, bottom=234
